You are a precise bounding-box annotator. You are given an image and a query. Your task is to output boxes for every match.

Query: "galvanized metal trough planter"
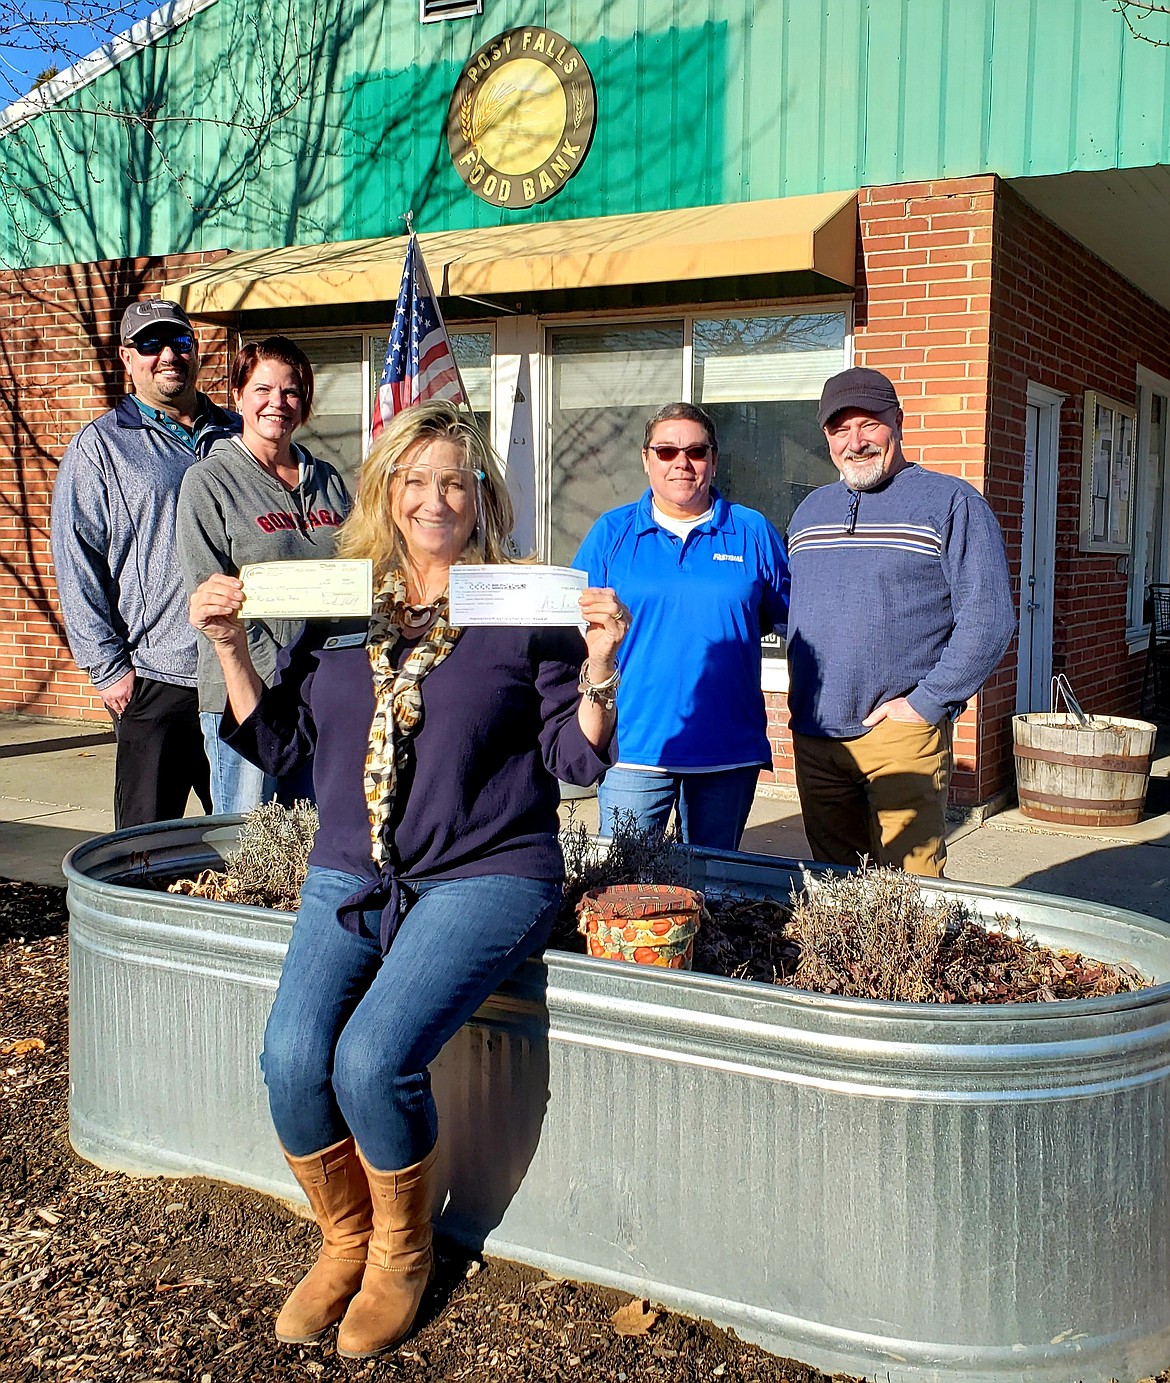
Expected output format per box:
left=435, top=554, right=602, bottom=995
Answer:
left=65, top=819, right=1170, bottom=1383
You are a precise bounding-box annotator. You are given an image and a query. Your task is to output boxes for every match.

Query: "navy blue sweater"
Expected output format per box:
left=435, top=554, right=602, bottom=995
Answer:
left=224, top=620, right=610, bottom=946
left=785, top=464, right=1016, bottom=737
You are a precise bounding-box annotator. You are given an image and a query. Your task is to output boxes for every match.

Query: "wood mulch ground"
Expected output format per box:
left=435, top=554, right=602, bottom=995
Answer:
left=0, top=878, right=855, bottom=1383
left=4, top=875, right=1168, bottom=1383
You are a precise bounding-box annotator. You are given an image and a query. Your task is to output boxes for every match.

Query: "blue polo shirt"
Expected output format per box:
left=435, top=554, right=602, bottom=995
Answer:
left=573, top=489, right=789, bottom=771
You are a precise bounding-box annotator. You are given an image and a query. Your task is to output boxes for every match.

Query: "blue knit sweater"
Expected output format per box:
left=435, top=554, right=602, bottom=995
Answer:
left=785, top=464, right=1016, bottom=737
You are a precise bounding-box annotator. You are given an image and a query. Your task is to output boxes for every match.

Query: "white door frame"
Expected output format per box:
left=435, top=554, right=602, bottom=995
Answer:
left=1016, top=383, right=1064, bottom=712
left=492, top=315, right=542, bottom=556
left=1130, top=364, right=1170, bottom=636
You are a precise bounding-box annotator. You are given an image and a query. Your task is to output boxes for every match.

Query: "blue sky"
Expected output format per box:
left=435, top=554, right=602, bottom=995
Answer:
left=0, top=0, right=158, bottom=105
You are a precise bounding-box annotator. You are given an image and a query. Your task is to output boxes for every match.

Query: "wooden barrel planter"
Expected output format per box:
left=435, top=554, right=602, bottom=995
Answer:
left=1013, top=713, right=1157, bottom=827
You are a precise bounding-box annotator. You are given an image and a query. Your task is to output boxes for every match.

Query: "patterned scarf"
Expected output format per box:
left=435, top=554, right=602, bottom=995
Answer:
left=363, top=568, right=462, bottom=865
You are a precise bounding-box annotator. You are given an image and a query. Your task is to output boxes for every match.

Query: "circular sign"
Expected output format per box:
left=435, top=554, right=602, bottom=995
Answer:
left=447, top=28, right=597, bottom=210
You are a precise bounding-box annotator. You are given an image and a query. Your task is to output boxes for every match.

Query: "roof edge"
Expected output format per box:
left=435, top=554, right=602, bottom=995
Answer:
left=0, top=0, right=220, bottom=138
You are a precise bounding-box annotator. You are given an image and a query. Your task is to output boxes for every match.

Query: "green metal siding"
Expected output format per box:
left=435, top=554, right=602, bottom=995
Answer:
left=1, top=0, right=1168, bottom=268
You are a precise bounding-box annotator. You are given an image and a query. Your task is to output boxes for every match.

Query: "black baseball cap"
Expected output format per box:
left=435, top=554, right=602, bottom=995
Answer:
left=816, top=367, right=901, bottom=428
left=119, top=299, right=193, bottom=345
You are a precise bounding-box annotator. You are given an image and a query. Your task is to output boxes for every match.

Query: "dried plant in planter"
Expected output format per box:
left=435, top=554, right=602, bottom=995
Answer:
left=167, top=800, right=318, bottom=911
left=787, top=866, right=965, bottom=1002
left=780, top=866, right=1149, bottom=1004
left=161, top=807, right=1148, bottom=1004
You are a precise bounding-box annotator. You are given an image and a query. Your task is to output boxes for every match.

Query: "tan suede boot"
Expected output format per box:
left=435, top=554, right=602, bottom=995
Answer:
left=335, top=1142, right=438, bottom=1360
left=275, top=1137, right=373, bottom=1344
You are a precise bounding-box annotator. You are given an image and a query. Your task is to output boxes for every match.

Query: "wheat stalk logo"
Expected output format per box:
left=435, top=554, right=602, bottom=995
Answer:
left=573, top=84, right=586, bottom=131
left=460, top=81, right=518, bottom=158
left=459, top=93, right=475, bottom=150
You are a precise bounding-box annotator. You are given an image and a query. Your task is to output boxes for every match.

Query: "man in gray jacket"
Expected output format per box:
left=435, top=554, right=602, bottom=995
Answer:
left=50, top=299, right=239, bottom=827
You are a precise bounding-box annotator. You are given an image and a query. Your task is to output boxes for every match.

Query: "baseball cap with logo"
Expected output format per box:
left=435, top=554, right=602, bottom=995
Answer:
left=119, top=299, right=194, bottom=346
left=816, top=367, right=901, bottom=428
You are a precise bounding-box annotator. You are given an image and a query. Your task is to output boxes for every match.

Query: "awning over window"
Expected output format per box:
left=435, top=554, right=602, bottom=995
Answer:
left=168, top=191, right=858, bottom=314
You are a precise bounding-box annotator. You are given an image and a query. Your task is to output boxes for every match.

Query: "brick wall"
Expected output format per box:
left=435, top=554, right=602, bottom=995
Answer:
left=766, top=175, right=1170, bottom=808
left=0, top=253, right=229, bottom=721
left=985, top=182, right=1170, bottom=789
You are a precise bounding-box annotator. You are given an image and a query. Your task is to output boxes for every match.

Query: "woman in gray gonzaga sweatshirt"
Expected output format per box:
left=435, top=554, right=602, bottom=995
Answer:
left=177, top=337, right=351, bottom=814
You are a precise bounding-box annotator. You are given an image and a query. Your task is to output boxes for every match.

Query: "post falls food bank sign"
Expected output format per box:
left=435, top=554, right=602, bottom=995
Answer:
left=447, top=28, right=597, bottom=208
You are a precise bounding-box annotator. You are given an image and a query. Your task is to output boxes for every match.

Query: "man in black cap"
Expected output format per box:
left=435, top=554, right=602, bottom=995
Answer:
left=50, top=299, right=239, bottom=827
left=784, top=366, right=1015, bottom=875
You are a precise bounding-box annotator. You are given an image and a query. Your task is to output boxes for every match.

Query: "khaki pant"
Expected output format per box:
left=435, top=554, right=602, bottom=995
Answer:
left=792, top=718, right=954, bottom=877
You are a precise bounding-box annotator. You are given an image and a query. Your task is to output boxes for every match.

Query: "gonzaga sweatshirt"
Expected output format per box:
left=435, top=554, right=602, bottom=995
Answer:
left=177, top=435, right=351, bottom=712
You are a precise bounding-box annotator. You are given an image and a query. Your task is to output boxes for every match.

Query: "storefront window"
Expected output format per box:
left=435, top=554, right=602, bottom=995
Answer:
left=449, top=330, right=492, bottom=441
left=547, top=322, right=684, bottom=564
left=294, top=336, right=365, bottom=489
left=692, top=312, right=846, bottom=537
left=292, top=311, right=848, bottom=578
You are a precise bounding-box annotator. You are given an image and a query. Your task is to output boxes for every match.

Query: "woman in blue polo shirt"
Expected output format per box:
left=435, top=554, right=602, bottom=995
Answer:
left=574, top=401, right=789, bottom=849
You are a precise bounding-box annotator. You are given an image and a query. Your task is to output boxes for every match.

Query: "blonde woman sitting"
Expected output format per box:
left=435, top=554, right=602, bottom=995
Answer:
left=189, top=400, right=628, bottom=1359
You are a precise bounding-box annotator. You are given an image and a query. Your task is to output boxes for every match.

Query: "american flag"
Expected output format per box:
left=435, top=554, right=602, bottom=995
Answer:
left=370, top=234, right=467, bottom=440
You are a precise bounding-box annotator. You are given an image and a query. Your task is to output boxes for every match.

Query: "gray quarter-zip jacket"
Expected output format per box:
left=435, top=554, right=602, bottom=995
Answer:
left=49, top=395, right=240, bottom=691
left=176, top=435, right=351, bottom=713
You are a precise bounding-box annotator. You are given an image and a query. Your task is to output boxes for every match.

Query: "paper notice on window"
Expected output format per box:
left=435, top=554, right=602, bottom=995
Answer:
left=448, top=564, right=588, bottom=627
left=239, top=559, right=373, bottom=620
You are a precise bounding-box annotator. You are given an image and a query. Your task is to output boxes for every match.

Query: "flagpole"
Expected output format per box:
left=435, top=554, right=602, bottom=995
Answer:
left=411, top=232, right=472, bottom=412
left=406, top=207, right=472, bottom=406
left=369, top=222, right=470, bottom=445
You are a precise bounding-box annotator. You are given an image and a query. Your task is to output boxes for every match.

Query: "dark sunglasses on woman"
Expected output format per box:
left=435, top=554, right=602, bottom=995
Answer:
left=646, top=443, right=713, bottom=462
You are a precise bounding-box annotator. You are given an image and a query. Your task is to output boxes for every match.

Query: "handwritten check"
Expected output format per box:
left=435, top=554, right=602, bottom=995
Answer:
left=239, top=559, right=373, bottom=620
left=449, top=564, right=587, bottom=627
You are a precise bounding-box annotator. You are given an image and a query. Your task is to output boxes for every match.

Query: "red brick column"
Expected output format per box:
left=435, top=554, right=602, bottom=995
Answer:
left=853, top=177, right=998, bottom=806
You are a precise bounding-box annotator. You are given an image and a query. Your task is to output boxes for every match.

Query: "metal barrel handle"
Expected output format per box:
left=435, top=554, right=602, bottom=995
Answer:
left=1051, top=672, right=1090, bottom=727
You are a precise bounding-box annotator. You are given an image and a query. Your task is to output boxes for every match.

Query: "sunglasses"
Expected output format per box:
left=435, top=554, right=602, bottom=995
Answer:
left=131, top=332, right=196, bottom=356
left=646, top=443, right=714, bottom=462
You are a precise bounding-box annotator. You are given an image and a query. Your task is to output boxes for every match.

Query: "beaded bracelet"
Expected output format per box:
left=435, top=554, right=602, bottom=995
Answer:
left=578, top=659, right=621, bottom=711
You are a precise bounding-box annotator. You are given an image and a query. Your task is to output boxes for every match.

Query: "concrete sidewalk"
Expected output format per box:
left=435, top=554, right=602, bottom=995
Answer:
left=3, top=711, right=1170, bottom=923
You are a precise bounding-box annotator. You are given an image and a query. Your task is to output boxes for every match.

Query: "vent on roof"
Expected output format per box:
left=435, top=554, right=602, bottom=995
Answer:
left=420, top=0, right=483, bottom=20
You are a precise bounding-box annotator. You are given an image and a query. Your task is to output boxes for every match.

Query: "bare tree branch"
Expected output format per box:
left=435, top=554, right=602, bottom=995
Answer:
left=0, top=0, right=149, bottom=88
left=0, top=0, right=328, bottom=259
left=1110, top=0, right=1170, bottom=45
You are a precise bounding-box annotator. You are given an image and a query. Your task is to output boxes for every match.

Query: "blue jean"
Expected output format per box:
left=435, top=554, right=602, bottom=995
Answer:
left=201, top=711, right=273, bottom=815
left=201, top=710, right=315, bottom=814
left=597, top=765, right=761, bottom=850
left=262, top=865, right=560, bottom=1170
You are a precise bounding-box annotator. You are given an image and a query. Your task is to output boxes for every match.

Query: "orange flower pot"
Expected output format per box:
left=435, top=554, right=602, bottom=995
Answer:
left=576, top=883, right=703, bottom=970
